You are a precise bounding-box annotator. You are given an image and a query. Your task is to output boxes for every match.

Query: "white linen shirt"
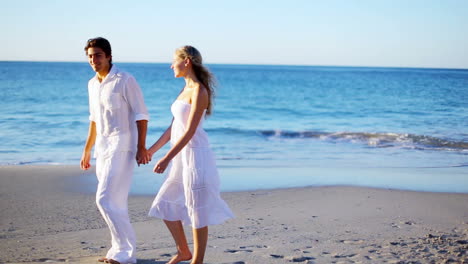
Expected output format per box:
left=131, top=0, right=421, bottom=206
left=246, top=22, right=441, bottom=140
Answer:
left=88, top=66, right=149, bottom=158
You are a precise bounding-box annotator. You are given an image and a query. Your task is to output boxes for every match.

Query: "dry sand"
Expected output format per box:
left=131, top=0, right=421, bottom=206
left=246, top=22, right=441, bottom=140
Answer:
left=0, top=165, right=467, bottom=263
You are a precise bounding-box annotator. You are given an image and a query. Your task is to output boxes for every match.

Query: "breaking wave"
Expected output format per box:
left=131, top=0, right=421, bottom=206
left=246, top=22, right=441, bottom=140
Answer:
left=207, top=128, right=468, bottom=152
left=258, top=130, right=468, bottom=151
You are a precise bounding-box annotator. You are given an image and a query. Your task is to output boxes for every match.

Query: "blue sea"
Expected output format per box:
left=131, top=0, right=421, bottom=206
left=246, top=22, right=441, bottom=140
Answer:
left=1, top=61, right=467, bottom=193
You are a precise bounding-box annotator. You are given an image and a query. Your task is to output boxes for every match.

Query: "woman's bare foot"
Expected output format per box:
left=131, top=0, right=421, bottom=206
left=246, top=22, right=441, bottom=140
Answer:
left=166, top=252, right=192, bottom=264
left=97, top=257, right=107, bottom=262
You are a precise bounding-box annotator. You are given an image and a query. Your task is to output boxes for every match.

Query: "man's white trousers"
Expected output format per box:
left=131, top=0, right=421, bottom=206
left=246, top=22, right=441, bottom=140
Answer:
left=96, top=151, right=136, bottom=264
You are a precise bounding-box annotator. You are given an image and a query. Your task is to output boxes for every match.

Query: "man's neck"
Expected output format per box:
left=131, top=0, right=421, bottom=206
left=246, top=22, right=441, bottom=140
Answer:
left=97, top=64, right=112, bottom=83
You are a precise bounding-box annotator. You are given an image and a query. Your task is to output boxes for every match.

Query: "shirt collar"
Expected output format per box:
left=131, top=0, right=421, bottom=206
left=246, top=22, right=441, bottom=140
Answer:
left=94, top=65, right=119, bottom=84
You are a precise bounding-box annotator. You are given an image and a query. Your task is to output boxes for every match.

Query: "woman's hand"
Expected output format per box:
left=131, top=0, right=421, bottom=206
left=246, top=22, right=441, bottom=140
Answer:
left=154, top=157, right=170, bottom=174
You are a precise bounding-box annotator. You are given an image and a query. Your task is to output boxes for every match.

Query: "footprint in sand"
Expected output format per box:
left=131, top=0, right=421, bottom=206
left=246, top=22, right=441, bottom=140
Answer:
left=34, top=258, right=67, bottom=262
left=337, top=239, right=365, bottom=245
left=240, top=245, right=268, bottom=249
left=224, top=249, right=254, bottom=253
left=270, top=254, right=284, bottom=259
left=332, top=253, right=358, bottom=259
left=289, top=256, right=315, bottom=262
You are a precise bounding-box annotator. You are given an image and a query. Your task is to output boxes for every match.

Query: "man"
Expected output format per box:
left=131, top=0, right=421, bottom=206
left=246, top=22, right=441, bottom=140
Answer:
left=80, top=37, right=150, bottom=264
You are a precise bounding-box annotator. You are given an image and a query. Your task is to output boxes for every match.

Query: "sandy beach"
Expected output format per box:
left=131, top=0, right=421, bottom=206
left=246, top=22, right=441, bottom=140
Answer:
left=0, top=165, right=467, bottom=264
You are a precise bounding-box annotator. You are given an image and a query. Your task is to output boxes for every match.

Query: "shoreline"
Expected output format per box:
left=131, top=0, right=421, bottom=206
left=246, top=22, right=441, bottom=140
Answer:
left=2, top=164, right=468, bottom=195
left=1, top=165, right=467, bottom=263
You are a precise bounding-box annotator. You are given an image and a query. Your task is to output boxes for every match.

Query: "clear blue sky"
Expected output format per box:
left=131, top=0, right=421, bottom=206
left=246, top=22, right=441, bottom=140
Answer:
left=1, top=0, right=467, bottom=68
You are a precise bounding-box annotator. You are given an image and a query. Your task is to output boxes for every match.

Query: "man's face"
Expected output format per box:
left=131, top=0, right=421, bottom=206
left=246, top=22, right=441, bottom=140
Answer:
left=87, top=47, right=111, bottom=74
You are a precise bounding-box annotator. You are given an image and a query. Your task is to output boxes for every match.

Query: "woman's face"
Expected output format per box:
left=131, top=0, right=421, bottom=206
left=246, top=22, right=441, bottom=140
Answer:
left=170, top=55, right=187, bottom=78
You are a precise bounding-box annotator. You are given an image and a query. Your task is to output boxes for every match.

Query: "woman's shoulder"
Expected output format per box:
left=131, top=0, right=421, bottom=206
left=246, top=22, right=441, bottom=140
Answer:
left=192, top=82, right=208, bottom=96
left=190, top=83, right=209, bottom=107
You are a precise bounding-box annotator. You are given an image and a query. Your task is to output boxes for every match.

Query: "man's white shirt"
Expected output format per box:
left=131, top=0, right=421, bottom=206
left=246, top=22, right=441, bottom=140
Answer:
left=88, top=66, right=149, bottom=158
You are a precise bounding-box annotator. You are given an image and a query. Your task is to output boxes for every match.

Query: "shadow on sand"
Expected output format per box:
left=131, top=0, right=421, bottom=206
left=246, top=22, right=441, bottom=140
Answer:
left=137, top=260, right=168, bottom=264
left=137, top=260, right=191, bottom=264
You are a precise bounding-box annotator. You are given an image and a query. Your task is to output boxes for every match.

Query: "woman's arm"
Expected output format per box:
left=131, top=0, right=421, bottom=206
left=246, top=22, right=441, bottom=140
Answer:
left=148, top=87, right=186, bottom=157
left=154, top=85, right=208, bottom=173
left=148, top=121, right=173, bottom=156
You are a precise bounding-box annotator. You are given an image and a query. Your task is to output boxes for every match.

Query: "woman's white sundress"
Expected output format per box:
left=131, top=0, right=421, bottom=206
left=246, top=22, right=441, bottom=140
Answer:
left=148, top=100, right=234, bottom=228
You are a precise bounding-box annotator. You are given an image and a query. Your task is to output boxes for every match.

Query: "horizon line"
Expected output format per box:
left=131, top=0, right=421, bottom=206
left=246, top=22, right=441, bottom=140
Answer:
left=0, top=59, right=467, bottom=71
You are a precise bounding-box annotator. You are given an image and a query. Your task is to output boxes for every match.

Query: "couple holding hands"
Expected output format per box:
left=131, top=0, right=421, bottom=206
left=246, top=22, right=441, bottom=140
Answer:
left=80, top=37, right=234, bottom=264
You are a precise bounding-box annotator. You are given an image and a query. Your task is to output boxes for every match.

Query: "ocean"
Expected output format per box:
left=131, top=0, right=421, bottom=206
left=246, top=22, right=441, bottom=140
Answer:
left=1, top=61, right=467, bottom=193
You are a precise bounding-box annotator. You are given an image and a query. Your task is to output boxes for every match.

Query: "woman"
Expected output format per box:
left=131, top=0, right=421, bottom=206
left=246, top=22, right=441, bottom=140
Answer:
left=148, top=46, right=234, bottom=264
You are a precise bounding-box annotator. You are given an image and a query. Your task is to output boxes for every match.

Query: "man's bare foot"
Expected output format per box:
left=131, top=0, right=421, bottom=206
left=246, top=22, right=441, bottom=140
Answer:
left=97, top=257, right=107, bottom=262
left=166, top=252, right=192, bottom=264
left=106, top=259, right=121, bottom=264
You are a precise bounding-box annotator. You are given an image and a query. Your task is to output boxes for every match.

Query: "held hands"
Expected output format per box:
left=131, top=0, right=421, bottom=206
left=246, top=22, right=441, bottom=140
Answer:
left=136, top=147, right=152, bottom=166
left=138, top=145, right=170, bottom=173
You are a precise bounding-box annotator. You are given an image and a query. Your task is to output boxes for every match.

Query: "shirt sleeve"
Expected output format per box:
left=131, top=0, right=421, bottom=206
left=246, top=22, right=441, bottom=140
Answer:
left=123, top=75, right=150, bottom=121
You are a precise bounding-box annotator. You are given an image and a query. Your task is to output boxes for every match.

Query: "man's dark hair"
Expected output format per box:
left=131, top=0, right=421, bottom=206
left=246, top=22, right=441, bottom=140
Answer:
left=84, top=37, right=112, bottom=64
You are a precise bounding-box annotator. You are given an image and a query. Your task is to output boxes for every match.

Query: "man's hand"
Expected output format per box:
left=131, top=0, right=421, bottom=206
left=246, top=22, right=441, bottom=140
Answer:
left=136, top=147, right=151, bottom=166
left=80, top=151, right=92, bottom=170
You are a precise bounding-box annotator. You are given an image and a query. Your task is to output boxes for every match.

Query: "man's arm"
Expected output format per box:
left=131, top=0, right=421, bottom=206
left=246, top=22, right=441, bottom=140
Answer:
left=136, top=119, right=150, bottom=166
left=123, top=75, right=150, bottom=166
left=80, top=121, right=96, bottom=170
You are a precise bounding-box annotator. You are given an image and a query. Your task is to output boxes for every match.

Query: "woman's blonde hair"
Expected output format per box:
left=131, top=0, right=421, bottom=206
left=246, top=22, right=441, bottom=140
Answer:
left=175, top=46, right=216, bottom=115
